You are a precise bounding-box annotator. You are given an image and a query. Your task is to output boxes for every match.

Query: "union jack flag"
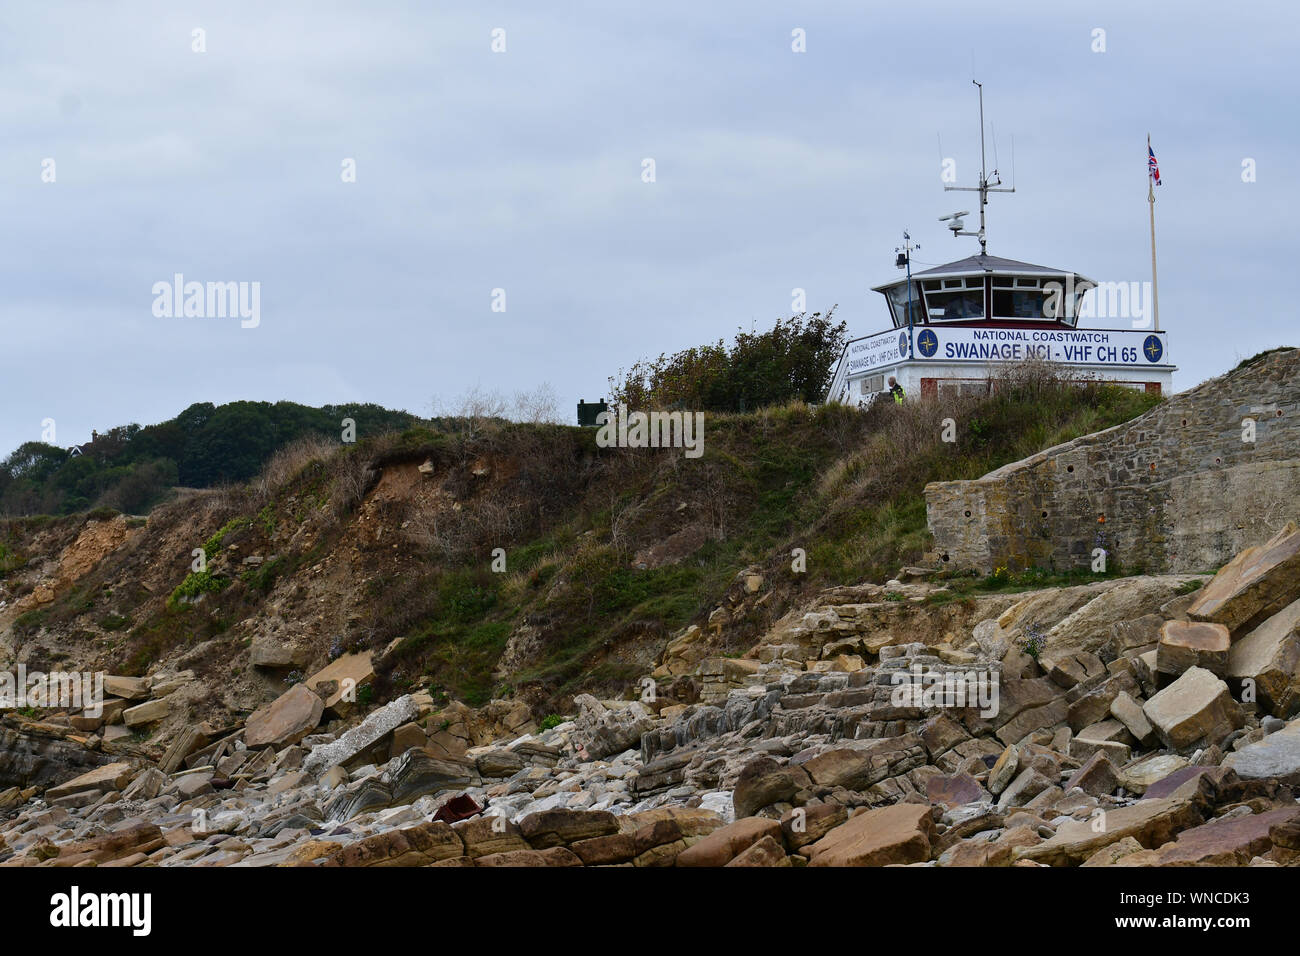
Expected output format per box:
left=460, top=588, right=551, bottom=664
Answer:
left=1148, top=139, right=1161, bottom=185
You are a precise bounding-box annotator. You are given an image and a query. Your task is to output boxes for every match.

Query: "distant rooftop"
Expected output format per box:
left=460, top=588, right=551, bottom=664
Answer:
left=872, top=253, right=1093, bottom=293
left=913, top=254, right=1074, bottom=277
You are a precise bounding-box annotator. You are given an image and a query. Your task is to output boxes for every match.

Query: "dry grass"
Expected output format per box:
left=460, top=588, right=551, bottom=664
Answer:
left=253, top=434, right=340, bottom=501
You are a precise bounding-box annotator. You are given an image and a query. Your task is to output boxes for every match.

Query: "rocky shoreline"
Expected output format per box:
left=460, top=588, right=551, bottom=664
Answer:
left=5, top=525, right=1300, bottom=867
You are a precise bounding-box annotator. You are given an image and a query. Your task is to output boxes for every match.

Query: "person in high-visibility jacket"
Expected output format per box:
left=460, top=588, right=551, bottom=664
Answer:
left=888, top=376, right=906, bottom=404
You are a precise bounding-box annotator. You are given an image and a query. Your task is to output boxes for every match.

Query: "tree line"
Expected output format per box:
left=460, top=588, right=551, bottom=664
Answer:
left=0, top=401, right=417, bottom=516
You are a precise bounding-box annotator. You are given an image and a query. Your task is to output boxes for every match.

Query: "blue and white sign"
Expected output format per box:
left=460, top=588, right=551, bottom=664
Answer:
left=845, top=328, right=911, bottom=374
left=1142, top=334, right=1163, bottom=363
left=916, top=328, right=938, bottom=358
left=845, top=325, right=1170, bottom=372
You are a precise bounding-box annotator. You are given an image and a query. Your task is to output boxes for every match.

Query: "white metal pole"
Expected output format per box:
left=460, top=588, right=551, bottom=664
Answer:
left=1148, top=135, right=1160, bottom=333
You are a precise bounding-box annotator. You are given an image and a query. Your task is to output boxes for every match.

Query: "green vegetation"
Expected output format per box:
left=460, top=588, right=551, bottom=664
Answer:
left=167, top=569, right=228, bottom=608
left=609, top=311, right=848, bottom=412
left=0, top=400, right=419, bottom=517
left=1019, top=623, right=1048, bottom=660
left=0, top=541, right=24, bottom=577
left=1233, top=346, right=1294, bottom=373
left=202, top=517, right=250, bottom=560
left=5, top=351, right=1165, bottom=711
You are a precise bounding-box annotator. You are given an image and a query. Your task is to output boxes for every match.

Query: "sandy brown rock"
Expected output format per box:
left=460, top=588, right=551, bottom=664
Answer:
left=804, top=803, right=934, bottom=867
left=676, top=817, right=782, bottom=867
left=244, top=683, right=324, bottom=749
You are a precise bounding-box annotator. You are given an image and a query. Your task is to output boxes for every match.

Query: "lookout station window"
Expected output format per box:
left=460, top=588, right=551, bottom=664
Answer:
left=886, top=283, right=921, bottom=328
left=922, top=278, right=984, bottom=321
left=991, top=277, right=1053, bottom=320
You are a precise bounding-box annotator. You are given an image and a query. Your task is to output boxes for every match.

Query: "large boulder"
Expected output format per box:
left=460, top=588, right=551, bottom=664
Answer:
left=1037, top=577, right=1195, bottom=671
left=102, top=676, right=149, bottom=700
left=1156, top=621, right=1230, bottom=677
left=676, top=817, right=782, bottom=867
left=244, top=683, right=324, bottom=749
left=305, top=651, right=375, bottom=717
left=1139, top=808, right=1300, bottom=866
left=733, top=755, right=811, bottom=818
left=1188, top=523, right=1300, bottom=633
left=303, top=695, right=419, bottom=774
left=518, top=808, right=618, bottom=848
left=122, top=698, right=169, bottom=728
left=1142, top=666, right=1243, bottom=751
left=1223, top=721, right=1300, bottom=784
left=389, top=750, right=478, bottom=805
left=570, top=694, right=654, bottom=760
left=1226, top=597, right=1300, bottom=717
left=319, top=820, right=464, bottom=867
left=1109, top=691, right=1157, bottom=747
left=1015, top=797, right=1204, bottom=866
left=804, top=803, right=935, bottom=867
left=45, top=762, right=134, bottom=801
left=726, top=835, right=791, bottom=867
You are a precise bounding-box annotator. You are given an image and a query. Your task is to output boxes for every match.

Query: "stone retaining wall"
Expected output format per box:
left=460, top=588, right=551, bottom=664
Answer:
left=925, top=348, right=1300, bottom=574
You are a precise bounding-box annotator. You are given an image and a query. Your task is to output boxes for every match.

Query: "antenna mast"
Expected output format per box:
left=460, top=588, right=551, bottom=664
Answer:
left=943, top=80, right=1015, bottom=255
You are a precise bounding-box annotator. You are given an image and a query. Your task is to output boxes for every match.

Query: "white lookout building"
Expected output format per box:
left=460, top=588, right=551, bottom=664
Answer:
left=825, top=252, right=1174, bottom=404
left=826, top=84, right=1175, bottom=404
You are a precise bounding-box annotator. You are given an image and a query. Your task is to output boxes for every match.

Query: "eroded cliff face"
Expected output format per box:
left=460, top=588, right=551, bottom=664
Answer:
left=927, top=348, right=1300, bottom=575
left=0, top=431, right=810, bottom=754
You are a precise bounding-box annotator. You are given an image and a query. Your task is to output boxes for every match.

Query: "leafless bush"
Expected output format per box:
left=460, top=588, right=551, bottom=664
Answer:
left=511, top=382, right=563, bottom=424
left=432, top=381, right=564, bottom=431
left=991, top=354, right=1079, bottom=396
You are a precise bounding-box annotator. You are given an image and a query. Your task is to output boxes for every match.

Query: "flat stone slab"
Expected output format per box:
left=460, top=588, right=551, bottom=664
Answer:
left=1226, top=596, right=1300, bottom=717
left=1109, top=691, right=1156, bottom=746
left=1223, top=728, right=1300, bottom=784
left=805, top=803, right=934, bottom=867
left=1064, top=751, right=1119, bottom=797
left=303, top=694, right=418, bottom=774
left=123, top=698, right=169, bottom=728
left=1146, top=807, right=1300, bottom=866
left=926, top=772, right=986, bottom=808
left=1137, top=764, right=1206, bottom=800
left=45, top=761, right=134, bottom=801
left=677, top=817, right=781, bottom=867
left=1015, top=797, right=1203, bottom=866
left=102, top=676, right=149, bottom=700
left=1189, top=522, right=1300, bottom=633
left=244, top=683, right=324, bottom=749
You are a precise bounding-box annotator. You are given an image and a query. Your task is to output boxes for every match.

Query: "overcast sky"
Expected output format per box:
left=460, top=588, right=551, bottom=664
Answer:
left=2, top=1, right=1294, bottom=456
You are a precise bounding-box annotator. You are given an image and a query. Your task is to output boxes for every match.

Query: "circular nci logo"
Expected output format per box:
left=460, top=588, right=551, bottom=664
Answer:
left=898, top=332, right=909, bottom=356
left=916, top=328, right=939, bottom=358
left=1142, top=335, right=1163, bottom=363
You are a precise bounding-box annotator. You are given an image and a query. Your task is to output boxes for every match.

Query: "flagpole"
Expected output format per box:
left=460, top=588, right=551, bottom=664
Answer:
left=1148, top=133, right=1160, bottom=333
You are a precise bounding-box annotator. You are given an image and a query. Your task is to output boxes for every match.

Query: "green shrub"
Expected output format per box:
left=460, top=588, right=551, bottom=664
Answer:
left=168, top=570, right=228, bottom=608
